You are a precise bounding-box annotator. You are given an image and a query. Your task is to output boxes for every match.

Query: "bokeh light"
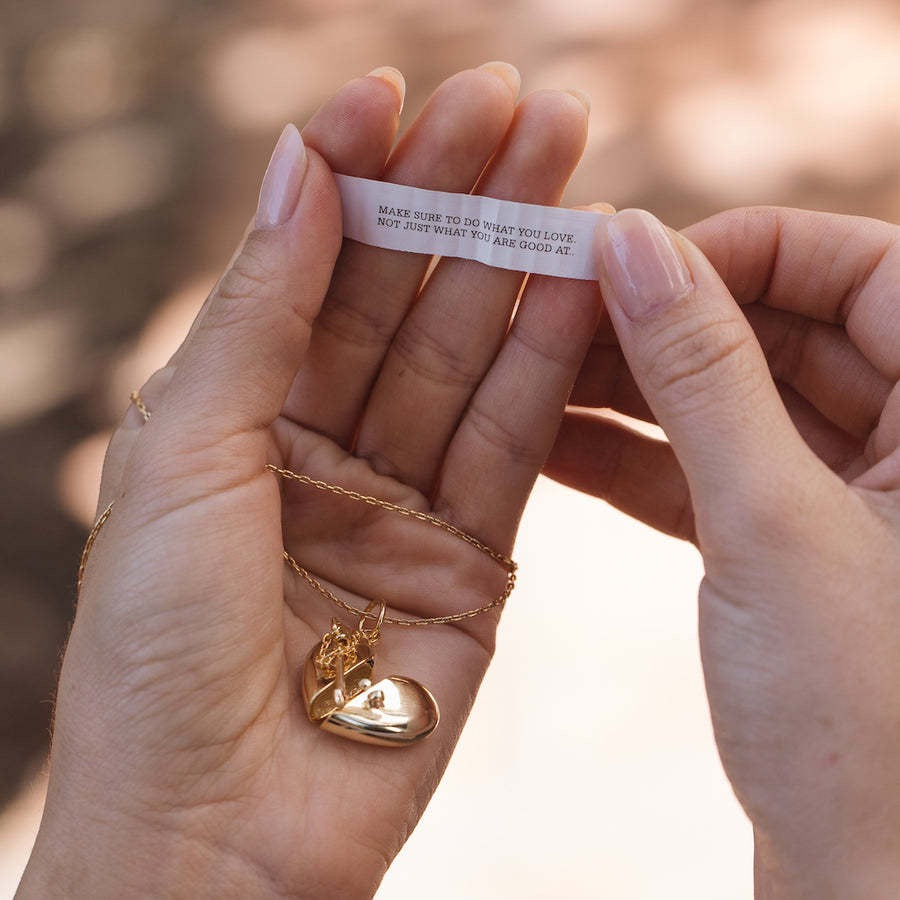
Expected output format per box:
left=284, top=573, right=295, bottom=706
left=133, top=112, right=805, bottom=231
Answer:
left=25, top=27, right=142, bottom=130
left=527, top=0, right=688, bottom=39
left=752, top=0, right=900, bottom=183
left=206, top=21, right=391, bottom=130
left=0, top=200, right=55, bottom=294
left=0, top=48, right=9, bottom=128
left=0, top=311, right=83, bottom=426
left=653, top=0, right=900, bottom=208
left=28, top=122, right=175, bottom=227
left=656, top=77, right=800, bottom=202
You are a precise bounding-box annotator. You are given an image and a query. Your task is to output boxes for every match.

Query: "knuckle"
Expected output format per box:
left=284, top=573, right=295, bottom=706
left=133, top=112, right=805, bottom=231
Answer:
left=216, top=239, right=286, bottom=312
left=212, top=238, right=317, bottom=341
left=465, top=402, right=544, bottom=467
left=509, top=325, right=576, bottom=370
left=316, top=272, right=399, bottom=348
left=643, top=315, right=756, bottom=409
left=392, top=317, right=483, bottom=388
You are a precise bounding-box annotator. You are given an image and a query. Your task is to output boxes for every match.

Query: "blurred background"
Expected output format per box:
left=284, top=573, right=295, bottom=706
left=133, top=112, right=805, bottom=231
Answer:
left=2, top=0, right=900, bottom=896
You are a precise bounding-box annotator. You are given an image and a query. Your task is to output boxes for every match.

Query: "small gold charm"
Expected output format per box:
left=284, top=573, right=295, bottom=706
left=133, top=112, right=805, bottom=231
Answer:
left=301, top=607, right=439, bottom=747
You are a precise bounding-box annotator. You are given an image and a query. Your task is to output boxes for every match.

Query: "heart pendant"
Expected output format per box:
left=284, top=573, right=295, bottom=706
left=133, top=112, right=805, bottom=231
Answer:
left=302, top=622, right=439, bottom=747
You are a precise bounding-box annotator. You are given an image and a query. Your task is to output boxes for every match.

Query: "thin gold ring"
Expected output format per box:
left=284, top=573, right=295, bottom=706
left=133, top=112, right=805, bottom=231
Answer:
left=130, top=390, right=152, bottom=423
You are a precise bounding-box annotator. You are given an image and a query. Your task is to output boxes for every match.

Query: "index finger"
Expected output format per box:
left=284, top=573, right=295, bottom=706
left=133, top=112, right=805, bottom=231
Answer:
left=683, top=206, right=900, bottom=379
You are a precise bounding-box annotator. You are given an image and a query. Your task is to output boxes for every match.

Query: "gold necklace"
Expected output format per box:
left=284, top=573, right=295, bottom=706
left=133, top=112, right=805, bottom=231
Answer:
left=77, top=393, right=518, bottom=749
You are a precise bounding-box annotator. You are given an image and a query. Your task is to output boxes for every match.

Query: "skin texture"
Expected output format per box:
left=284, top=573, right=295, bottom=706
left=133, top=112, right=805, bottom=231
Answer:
left=18, top=67, right=600, bottom=898
left=546, top=207, right=900, bottom=897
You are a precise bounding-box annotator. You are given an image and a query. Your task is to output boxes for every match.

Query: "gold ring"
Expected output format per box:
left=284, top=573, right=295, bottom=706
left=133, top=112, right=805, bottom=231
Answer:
left=129, top=390, right=152, bottom=423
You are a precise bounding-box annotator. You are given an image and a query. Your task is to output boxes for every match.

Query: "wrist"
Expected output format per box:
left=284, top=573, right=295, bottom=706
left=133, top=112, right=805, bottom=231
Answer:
left=19, top=793, right=385, bottom=899
left=753, top=828, right=900, bottom=899
left=18, top=805, right=285, bottom=899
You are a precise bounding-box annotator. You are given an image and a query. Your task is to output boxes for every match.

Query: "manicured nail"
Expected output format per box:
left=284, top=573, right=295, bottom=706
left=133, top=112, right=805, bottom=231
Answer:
left=565, top=89, right=591, bottom=114
left=598, top=209, right=692, bottom=320
left=256, top=124, right=308, bottom=228
left=478, top=61, right=521, bottom=98
left=367, top=66, right=406, bottom=114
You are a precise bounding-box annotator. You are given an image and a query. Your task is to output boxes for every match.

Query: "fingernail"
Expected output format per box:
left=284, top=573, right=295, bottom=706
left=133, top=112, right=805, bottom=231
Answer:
left=578, top=201, right=616, bottom=214
left=565, top=89, right=591, bottom=114
left=256, top=124, right=308, bottom=228
left=367, top=66, right=406, bottom=114
left=598, top=209, right=692, bottom=320
left=478, top=61, right=521, bottom=98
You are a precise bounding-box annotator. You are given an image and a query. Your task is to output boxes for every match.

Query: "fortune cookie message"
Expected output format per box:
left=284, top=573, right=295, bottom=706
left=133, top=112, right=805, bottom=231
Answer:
left=335, top=174, right=609, bottom=281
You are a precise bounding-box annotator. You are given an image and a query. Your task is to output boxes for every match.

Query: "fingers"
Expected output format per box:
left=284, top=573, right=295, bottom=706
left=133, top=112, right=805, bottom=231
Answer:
left=745, top=303, right=892, bottom=440
left=565, top=299, right=890, bottom=447
left=544, top=409, right=695, bottom=542
left=596, top=209, right=819, bottom=524
left=430, top=275, right=601, bottom=552
left=559, top=339, right=867, bottom=487
left=354, top=90, right=590, bottom=494
left=282, top=64, right=521, bottom=445
left=302, top=68, right=405, bottom=177
left=683, top=207, right=900, bottom=379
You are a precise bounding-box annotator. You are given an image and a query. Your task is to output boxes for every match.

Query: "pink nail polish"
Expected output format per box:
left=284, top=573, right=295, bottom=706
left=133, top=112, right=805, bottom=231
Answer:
left=598, top=209, right=692, bottom=320
left=255, top=124, right=308, bottom=228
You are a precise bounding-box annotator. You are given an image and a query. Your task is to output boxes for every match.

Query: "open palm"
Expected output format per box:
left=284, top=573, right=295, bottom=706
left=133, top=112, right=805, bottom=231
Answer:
left=23, top=68, right=599, bottom=898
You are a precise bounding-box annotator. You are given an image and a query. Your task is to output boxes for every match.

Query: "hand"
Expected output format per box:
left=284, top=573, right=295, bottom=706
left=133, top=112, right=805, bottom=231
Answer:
left=544, top=207, right=900, bottom=897
left=19, top=66, right=598, bottom=898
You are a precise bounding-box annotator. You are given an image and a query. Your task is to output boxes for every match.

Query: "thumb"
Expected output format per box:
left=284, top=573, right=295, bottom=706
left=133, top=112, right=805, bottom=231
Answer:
left=141, top=124, right=342, bottom=456
left=96, top=125, right=342, bottom=512
left=82, top=126, right=342, bottom=639
left=596, top=208, right=813, bottom=517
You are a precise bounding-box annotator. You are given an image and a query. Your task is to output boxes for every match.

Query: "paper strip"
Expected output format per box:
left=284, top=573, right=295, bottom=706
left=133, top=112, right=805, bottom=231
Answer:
left=334, top=174, right=608, bottom=281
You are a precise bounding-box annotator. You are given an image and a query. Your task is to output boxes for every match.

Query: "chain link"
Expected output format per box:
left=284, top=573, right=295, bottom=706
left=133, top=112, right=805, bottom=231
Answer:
left=76, top=502, right=113, bottom=595
left=314, top=622, right=362, bottom=678
left=269, top=464, right=516, bottom=627
left=267, top=465, right=514, bottom=568
left=77, top=393, right=518, bottom=628
left=282, top=548, right=515, bottom=628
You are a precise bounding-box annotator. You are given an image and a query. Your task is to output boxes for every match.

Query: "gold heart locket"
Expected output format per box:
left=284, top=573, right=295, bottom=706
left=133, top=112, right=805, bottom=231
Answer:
left=270, top=466, right=517, bottom=750
left=78, top=402, right=514, bottom=754
left=302, top=608, right=439, bottom=747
